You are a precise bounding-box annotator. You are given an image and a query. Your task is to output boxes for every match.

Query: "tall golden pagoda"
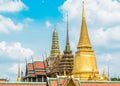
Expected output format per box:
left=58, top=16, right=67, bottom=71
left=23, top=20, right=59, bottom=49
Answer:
left=49, top=27, right=61, bottom=65
left=72, top=1, right=100, bottom=80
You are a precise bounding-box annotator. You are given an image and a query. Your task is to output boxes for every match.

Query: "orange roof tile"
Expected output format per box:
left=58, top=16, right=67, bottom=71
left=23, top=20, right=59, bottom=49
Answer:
left=59, top=78, right=66, bottom=84
left=50, top=80, right=58, bottom=86
left=34, top=62, right=45, bottom=69
left=28, top=63, right=34, bottom=71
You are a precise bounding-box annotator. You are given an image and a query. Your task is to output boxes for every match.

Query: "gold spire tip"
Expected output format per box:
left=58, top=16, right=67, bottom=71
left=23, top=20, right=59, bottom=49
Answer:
left=82, top=0, right=85, bottom=18
left=54, top=24, right=57, bottom=32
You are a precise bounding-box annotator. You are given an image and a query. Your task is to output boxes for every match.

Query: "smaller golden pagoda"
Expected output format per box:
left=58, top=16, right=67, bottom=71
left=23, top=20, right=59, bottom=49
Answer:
left=49, top=27, right=61, bottom=66
left=17, top=60, right=21, bottom=82
left=100, top=70, right=108, bottom=81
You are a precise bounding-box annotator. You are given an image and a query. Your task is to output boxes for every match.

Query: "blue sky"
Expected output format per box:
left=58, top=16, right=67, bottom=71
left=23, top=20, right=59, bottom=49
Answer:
left=0, top=0, right=120, bottom=82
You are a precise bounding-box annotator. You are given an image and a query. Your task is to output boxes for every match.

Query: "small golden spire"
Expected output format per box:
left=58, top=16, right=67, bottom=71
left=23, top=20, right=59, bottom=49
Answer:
left=17, top=58, right=21, bottom=82
left=77, top=1, right=91, bottom=49
left=54, top=24, right=56, bottom=32
left=102, top=69, right=108, bottom=80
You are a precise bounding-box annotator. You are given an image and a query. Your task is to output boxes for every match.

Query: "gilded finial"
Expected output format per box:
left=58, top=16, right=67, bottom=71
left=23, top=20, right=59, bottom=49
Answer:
left=82, top=0, right=85, bottom=19
left=54, top=24, right=56, bottom=32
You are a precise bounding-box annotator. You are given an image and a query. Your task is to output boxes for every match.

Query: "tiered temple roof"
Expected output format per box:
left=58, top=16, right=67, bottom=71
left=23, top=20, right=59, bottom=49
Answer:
left=50, top=14, right=74, bottom=77
left=23, top=61, right=47, bottom=82
left=26, top=61, right=46, bottom=77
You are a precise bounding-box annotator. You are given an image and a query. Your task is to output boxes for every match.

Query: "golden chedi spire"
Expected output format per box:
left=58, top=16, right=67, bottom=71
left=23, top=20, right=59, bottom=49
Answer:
left=17, top=59, right=21, bottom=82
left=77, top=1, right=91, bottom=49
left=72, top=1, right=100, bottom=80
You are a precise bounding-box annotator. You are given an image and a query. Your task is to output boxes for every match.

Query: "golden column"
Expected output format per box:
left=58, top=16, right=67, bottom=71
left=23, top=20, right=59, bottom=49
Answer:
left=72, top=1, right=100, bottom=80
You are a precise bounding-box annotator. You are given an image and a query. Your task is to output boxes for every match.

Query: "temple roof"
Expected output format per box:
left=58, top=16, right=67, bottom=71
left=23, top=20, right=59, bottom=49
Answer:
left=28, top=63, right=34, bottom=71
left=26, top=61, right=46, bottom=77
left=47, top=76, right=80, bottom=86
left=34, top=61, right=45, bottom=69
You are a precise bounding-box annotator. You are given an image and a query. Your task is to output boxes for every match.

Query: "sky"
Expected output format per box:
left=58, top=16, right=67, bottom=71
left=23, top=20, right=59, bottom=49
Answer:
left=0, top=0, right=120, bottom=81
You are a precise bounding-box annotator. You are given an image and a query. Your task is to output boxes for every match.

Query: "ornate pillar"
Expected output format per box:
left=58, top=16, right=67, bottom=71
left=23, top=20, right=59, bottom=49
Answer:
left=27, top=77, right=29, bottom=82
left=42, top=76, right=44, bottom=82
left=30, top=78, right=32, bottom=82
left=36, top=77, right=38, bottom=82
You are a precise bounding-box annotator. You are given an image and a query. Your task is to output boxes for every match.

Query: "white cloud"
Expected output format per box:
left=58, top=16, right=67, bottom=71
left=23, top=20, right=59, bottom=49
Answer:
left=60, top=0, right=120, bottom=48
left=24, top=18, right=34, bottom=22
left=0, top=41, right=34, bottom=59
left=60, top=0, right=120, bottom=25
left=45, top=21, right=52, bottom=28
left=0, top=0, right=27, bottom=13
left=97, top=52, right=120, bottom=77
left=97, top=53, right=113, bottom=62
left=0, top=72, right=9, bottom=79
left=91, top=26, right=120, bottom=48
left=0, top=15, right=24, bottom=33
left=9, top=63, right=25, bottom=74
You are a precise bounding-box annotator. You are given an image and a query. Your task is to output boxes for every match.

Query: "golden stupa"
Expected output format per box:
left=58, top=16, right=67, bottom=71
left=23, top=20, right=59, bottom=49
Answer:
left=72, top=1, right=100, bottom=80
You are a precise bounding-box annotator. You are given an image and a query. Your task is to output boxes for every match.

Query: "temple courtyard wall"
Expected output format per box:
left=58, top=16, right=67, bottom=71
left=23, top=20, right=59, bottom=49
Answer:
left=0, top=81, right=120, bottom=86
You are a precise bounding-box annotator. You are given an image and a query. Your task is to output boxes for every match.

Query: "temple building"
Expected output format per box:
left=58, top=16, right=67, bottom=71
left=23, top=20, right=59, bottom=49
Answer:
left=51, top=15, right=74, bottom=77
left=72, top=1, right=100, bottom=80
left=48, top=27, right=61, bottom=66
left=23, top=60, right=47, bottom=82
